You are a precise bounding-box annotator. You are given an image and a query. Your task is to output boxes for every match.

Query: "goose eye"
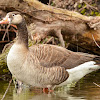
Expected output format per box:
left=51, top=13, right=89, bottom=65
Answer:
left=12, top=14, right=15, bottom=16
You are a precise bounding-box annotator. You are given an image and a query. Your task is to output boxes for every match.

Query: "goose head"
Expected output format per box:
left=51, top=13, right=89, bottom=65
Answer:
left=0, top=11, right=28, bottom=46
left=0, top=12, right=23, bottom=25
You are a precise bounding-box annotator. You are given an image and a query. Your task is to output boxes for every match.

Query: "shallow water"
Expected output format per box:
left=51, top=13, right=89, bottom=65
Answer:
left=0, top=70, right=100, bottom=100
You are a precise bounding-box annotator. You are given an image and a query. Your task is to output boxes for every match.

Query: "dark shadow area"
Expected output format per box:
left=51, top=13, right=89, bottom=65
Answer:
left=38, top=0, right=49, bottom=4
left=0, top=26, right=16, bottom=53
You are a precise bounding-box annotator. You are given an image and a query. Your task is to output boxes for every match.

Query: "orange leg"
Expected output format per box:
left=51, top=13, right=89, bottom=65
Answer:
left=43, top=88, right=54, bottom=93
left=43, top=88, right=49, bottom=93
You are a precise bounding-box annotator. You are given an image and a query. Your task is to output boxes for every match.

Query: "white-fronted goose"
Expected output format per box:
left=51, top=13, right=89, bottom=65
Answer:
left=0, top=12, right=100, bottom=92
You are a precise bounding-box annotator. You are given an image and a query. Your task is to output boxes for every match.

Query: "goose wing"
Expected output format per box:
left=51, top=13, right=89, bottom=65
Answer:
left=29, top=44, right=95, bottom=69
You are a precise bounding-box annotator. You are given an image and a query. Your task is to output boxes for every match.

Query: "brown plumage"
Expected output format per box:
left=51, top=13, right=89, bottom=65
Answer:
left=0, top=12, right=100, bottom=92
left=30, top=44, right=98, bottom=69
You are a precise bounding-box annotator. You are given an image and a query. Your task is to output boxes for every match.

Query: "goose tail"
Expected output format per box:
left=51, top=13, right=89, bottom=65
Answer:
left=58, top=60, right=100, bottom=87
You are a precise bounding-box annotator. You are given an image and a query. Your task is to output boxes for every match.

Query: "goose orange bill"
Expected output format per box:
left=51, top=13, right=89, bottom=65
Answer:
left=0, top=17, right=9, bottom=24
left=0, top=17, right=17, bottom=29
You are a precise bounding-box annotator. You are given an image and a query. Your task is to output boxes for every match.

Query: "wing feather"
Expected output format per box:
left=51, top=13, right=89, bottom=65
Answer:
left=29, top=44, right=96, bottom=69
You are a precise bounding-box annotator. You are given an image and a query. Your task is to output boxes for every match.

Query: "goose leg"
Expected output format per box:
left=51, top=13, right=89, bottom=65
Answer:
left=43, top=86, right=54, bottom=93
left=43, top=88, right=49, bottom=93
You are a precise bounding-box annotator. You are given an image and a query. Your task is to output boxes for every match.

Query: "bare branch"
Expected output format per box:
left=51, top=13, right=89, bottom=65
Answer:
left=1, top=79, right=12, bottom=100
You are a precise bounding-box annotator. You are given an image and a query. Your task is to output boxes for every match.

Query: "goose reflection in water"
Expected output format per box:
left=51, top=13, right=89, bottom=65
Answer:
left=13, top=87, right=86, bottom=100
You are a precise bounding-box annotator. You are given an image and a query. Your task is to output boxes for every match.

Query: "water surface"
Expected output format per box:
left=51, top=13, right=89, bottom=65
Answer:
left=0, top=70, right=100, bottom=100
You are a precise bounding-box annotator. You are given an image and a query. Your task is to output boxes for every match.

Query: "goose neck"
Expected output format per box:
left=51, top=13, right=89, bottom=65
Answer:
left=16, top=19, right=28, bottom=48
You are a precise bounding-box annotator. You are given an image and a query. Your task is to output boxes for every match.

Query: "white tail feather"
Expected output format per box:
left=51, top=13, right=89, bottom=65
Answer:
left=58, top=61, right=100, bottom=87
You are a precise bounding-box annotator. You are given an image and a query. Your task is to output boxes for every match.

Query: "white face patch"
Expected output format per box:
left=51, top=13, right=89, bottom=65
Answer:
left=5, top=13, right=23, bottom=25
left=11, top=14, right=23, bottom=24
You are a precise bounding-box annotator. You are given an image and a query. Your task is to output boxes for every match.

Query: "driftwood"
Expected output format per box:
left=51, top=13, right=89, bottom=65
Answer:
left=0, top=0, right=100, bottom=55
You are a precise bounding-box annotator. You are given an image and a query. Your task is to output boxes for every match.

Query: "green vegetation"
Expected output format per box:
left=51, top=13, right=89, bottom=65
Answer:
left=0, top=47, right=10, bottom=76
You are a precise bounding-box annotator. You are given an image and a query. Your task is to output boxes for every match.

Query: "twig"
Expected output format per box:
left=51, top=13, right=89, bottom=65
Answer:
left=83, top=1, right=98, bottom=11
left=44, top=37, right=54, bottom=44
left=92, top=33, right=100, bottom=49
left=1, top=79, right=12, bottom=100
left=2, top=24, right=11, bottom=41
left=93, top=82, right=100, bottom=88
